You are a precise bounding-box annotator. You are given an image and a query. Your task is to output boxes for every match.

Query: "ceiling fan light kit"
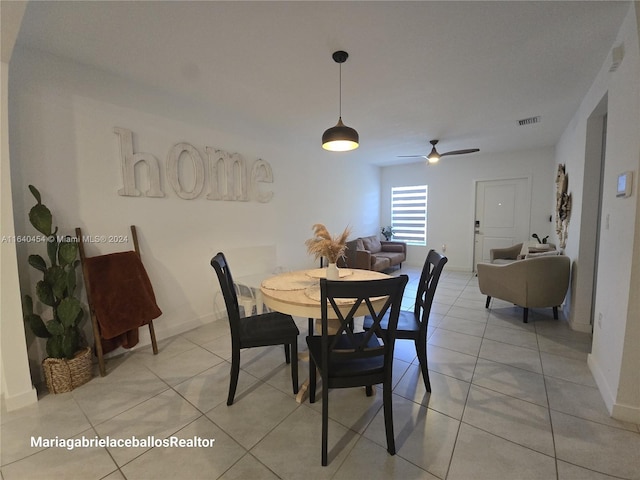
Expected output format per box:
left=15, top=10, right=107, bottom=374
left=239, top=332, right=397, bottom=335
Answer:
left=322, top=51, right=359, bottom=152
left=399, top=139, right=479, bottom=164
left=427, top=144, right=440, bottom=164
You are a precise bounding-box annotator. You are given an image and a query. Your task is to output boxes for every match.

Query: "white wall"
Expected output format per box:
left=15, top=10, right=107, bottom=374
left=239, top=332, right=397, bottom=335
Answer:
left=556, top=3, right=640, bottom=422
left=380, top=148, right=556, bottom=271
left=0, top=2, right=38, bottom=411
left=8, top=47, right=381, bottom=385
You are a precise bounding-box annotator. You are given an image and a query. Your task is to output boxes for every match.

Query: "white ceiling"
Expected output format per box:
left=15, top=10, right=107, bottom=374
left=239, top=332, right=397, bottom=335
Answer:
left=12, top=1, right=630, bottom=166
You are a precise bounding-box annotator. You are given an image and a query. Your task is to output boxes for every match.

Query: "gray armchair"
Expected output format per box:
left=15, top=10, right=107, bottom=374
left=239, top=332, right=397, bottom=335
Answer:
left=477, top=255, right=570, bottom=323
left=490, top=243, right=523, bottom=263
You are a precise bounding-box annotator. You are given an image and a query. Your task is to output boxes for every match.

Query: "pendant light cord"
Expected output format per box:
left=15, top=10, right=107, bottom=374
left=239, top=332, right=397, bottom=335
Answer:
left=338, top=62, right=342, bottom=118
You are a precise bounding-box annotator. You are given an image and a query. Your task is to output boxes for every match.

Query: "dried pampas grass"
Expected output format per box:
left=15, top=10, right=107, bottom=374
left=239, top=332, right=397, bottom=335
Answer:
left=305, top=223, right=351, bottom=264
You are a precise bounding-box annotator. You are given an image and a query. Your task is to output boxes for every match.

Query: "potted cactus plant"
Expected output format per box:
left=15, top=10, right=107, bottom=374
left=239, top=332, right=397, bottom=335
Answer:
left=22, top=185, right=92, bottom=393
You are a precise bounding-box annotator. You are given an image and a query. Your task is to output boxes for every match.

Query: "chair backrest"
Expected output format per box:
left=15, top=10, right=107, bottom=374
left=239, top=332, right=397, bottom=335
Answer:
left=210, top=252, right=242, bottom=329
left=320, top=275, right=408, bottom=372
left=413, top=250, right=448, bottom=324
left=490, top=243, right=523, bottom=262
left=523, top=254, right=570, bottom=306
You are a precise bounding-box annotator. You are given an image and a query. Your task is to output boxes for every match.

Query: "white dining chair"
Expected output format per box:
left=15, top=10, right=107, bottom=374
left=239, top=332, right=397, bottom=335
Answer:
left=234, top=281, right=257, bottom=317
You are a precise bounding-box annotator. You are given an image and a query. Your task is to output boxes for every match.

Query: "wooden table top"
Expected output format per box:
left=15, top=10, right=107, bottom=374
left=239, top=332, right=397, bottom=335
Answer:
left=260, top=268, right=390, bottom=319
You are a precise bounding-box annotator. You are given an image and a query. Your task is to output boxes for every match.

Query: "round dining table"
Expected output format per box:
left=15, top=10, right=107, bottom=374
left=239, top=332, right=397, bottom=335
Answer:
left=260, top=267, right=391, bottom=402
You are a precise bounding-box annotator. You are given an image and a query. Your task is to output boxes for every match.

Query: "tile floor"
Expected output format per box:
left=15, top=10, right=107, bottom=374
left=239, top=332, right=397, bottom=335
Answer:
left=2, top=267, right=639, bottom=479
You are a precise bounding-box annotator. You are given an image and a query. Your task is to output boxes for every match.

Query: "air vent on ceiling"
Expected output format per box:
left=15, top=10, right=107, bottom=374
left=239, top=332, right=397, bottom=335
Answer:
left=609, top=44, right=624, bottom=72
left=518, top=116, right=541, bottom=126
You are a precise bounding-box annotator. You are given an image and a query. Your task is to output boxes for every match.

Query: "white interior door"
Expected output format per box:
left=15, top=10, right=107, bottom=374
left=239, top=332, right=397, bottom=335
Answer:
left=474, top=178, right=530, bottom=270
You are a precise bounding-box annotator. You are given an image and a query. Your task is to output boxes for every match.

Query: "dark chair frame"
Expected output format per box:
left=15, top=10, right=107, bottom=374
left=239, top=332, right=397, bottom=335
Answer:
left=211, top=252, right=299, bottom=405
left=363, top=250, right=447, bottom=392
left=307, top=275, right=408, bottom=466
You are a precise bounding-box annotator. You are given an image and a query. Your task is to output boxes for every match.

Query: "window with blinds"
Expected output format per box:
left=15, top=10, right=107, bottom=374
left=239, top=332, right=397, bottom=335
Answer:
left=391, top=185, right=428, bottom=246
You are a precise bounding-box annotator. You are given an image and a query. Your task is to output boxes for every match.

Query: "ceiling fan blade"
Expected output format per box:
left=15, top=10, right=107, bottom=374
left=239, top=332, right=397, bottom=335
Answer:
left=440, top=148, right=480, bottom=157
left=397, top=155, right=427, bottom=158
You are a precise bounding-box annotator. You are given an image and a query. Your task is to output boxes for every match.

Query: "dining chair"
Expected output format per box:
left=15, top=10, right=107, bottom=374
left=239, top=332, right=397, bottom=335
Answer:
left=210, top=252, right=299, bottom=405
left=363, top=250, right=447, bottom=392
left=307, top=275, right=408, bottom=466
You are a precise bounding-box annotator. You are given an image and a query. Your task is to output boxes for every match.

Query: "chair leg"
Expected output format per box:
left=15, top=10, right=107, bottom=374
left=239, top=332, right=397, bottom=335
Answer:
left=415, top=334, right=431, bottom=392
left=284, top=344, right=291, bottom=364
left=309, top=356, right=317, bottom=403
left=227, top=347, right=241, bottom=406
left=485, top=296, right=491, bottom=308
left=291, top=340, right=299, bottom=394
left=321, top=377, right=329, bottom=466
left=383, top=378, right=396, bottom=455
left=365, top=385, right=373, bottom=396
left=523, top=308, right=529, bottom=323
left=553, top=306, right=559, bottom=320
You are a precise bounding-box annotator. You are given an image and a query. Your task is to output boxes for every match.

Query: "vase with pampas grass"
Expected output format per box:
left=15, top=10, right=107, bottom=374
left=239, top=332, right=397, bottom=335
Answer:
left=305, top=224, right=350, bottom=280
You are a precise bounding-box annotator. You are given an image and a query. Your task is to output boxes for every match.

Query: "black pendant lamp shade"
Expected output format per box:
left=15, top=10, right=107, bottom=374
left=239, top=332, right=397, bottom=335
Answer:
left=322, top=51, right=359, bottom=151
left=322, top=117, right=359, bottom=152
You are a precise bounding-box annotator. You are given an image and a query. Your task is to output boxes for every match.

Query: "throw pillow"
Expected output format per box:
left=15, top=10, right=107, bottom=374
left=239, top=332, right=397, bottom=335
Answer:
left=361, top=235, right=382, bottom=253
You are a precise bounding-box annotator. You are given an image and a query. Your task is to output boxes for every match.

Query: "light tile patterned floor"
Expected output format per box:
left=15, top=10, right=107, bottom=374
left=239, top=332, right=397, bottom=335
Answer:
left=2, top=267, right=639, bottom=479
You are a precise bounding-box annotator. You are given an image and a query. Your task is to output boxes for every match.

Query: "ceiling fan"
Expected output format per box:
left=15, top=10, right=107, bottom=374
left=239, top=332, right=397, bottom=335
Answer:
left=398, top=139, right=480, bottom=164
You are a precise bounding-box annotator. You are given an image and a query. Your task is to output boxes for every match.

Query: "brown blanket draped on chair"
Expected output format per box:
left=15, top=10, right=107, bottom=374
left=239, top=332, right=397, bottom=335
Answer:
left=77, top=225, right=160, bottom=376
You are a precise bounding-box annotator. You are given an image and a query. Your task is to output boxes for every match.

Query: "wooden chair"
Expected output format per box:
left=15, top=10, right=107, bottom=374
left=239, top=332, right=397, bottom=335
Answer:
left=363, top=250, right=447, bottom=392
left=307, top=275, right=408, bottom=466
left=210, top=252, right=299, bottom=405
left=77, top=225, right=159, bottom=377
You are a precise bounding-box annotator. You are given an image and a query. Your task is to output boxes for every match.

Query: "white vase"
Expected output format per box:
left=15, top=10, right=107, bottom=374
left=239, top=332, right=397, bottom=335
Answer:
left=326, top=263, right=340, bottom=280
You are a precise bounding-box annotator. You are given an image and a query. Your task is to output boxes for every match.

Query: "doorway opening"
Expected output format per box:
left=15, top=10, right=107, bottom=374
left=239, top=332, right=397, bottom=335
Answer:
left=572, top=96, right=607, bottom=331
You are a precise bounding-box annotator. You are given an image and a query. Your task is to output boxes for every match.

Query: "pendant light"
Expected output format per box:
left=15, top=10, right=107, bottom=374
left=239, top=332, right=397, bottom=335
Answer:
left=322, top=51, right=359, bottom=151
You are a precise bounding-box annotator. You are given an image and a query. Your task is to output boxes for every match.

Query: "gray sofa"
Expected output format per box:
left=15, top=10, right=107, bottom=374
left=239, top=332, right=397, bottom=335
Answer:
left=341, top=235, right=406, bottom=272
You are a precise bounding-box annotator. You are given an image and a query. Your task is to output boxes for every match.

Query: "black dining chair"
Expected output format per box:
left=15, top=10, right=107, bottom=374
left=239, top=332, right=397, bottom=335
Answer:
left=363, top=250, right=447, bottom=392
left=307, top=275, right=408, bottom=466
left=210, top=252, right=299, bottom=405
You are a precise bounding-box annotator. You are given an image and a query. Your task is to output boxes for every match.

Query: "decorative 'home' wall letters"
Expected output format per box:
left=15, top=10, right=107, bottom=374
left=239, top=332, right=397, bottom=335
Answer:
left=167, top=142, right=205, bottom=200
left=115, top=127, right=165, bottom=198
left=206, top=148, right=247, bottom=201
left=115, top=127, right=273, bottom=203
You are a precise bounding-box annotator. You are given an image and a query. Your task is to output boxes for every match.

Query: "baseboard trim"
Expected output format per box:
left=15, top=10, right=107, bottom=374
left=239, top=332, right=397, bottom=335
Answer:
left=588, top=353, right=616, bottom=414
left=567, top=316, right=593, bottom=333
left=123, top=313, right=223, bottom=354
left=2, top=385, right=38, bottom=411
left=588, top=353, right=640, bottom=424
left=611, top=401, right=640, bottom=424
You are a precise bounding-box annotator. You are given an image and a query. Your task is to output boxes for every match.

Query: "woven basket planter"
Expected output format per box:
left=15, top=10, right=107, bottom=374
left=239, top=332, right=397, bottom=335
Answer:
left=42, top=347, right=93, bottom=394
